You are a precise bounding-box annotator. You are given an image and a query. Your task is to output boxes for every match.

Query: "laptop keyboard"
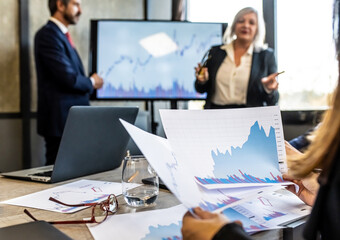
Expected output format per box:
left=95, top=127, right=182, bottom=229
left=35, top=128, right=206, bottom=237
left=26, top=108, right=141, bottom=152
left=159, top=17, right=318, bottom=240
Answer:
left=30, top=171, right=53, bottom=177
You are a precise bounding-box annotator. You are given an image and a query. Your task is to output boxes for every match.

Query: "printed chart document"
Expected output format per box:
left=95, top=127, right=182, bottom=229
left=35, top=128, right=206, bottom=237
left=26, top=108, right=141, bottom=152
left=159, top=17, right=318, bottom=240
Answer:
left=120, top=106, right=310, bottom=230
left=120, top=120, right=278, bottom=213
left=88, top=204, right=187, bottom=240
left=232, top=189, right=311, bottom=227
left=160, top=106, right=288, bottom=189
left=0, top=179, right=123, bottom=213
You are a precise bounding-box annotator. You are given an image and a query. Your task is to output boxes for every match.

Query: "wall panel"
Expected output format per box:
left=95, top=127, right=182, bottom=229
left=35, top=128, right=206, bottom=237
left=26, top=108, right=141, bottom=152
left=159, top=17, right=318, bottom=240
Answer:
left=0, top=0, right=20, bottom=113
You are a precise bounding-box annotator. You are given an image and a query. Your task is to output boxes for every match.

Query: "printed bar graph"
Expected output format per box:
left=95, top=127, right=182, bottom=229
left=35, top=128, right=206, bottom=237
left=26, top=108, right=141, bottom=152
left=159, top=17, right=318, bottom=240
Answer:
left=222, top=207, right=270, bottom=233
left=199, top=196, right=240, bottom=212
left=263, top=211, right=286, bottom=221
left=195, top=170, right=284, bottom=185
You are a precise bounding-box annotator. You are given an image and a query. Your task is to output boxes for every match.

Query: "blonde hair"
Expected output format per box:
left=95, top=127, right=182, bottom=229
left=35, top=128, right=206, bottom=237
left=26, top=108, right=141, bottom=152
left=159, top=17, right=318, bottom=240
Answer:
left=288, top=83, right=340, bottom=179
left=223, top=7, right=266, bottom=50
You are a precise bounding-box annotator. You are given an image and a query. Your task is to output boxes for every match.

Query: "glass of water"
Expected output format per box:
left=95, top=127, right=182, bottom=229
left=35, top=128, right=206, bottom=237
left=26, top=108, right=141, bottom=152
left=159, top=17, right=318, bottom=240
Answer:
left=122, top=155, right=159, bottom=207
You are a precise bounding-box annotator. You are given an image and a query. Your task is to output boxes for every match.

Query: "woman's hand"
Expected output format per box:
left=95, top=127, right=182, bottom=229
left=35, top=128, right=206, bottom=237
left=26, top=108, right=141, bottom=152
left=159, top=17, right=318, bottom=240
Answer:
left=284, top=141, right=319, bottom=206
left=261, top=72, right=280, bottom=91
left=283, top=173, right=319, bottom=206
left=195, top=63, right=209, bottom=83
left=181, top=207, right=231, bottom=240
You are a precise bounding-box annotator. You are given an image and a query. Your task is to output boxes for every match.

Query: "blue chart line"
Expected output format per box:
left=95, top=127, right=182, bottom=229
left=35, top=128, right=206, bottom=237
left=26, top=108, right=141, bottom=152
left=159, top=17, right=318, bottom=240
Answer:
left=195, top=121, right=283, bottom=186
left=141, top=221, right=182, bottom=240
left=103, top=55, right=153, bottom=79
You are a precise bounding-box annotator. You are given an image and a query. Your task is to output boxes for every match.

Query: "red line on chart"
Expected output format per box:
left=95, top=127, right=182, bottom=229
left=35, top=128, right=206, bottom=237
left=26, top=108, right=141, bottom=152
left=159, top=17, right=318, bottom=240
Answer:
left=91, top=187, right=102, bottom=192
left=258, top=197, right=272, bottom=206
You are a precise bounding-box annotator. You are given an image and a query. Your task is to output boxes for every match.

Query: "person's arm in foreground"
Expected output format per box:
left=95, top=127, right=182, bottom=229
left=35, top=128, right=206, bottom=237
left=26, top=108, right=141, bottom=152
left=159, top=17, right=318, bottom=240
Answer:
left=284, top=141, right=319, bottom=206
left=182, top=207, right=251, bottom=240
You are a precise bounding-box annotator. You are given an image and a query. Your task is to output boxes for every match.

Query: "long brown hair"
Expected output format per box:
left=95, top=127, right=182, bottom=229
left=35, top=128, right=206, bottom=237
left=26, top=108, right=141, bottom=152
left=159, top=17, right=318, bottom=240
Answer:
left=288, top=0, right=340, bottom=179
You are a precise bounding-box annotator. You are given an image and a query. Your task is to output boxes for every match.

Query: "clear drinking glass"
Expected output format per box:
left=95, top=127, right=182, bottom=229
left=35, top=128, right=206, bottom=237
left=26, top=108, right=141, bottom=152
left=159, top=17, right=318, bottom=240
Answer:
left=122, top=155, right=159, bottom=207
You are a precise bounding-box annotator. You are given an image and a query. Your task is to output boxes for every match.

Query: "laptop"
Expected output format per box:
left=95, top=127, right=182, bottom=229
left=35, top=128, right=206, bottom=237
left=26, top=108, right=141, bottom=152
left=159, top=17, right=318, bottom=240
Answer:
left=2, top=106, right=138, bottom=183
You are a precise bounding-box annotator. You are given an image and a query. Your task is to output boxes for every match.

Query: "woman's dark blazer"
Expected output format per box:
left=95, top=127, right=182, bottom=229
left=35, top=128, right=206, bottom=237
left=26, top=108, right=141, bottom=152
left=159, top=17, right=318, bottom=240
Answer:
left=195, top=45, right=279, bottom=109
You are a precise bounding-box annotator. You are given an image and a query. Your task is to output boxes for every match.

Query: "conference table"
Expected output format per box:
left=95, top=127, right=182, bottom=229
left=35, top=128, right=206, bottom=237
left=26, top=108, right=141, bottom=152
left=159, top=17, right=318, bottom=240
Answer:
left=0, top=166, right=305, bottom=240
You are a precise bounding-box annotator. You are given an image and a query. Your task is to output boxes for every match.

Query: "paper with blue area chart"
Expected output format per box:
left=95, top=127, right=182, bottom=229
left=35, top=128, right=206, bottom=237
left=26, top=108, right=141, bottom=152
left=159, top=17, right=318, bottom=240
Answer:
left=88, top=204, right=187, bottom=240
left=121, top=120, right=278, bottom=212
left=160, top=106, right=288, bottom=189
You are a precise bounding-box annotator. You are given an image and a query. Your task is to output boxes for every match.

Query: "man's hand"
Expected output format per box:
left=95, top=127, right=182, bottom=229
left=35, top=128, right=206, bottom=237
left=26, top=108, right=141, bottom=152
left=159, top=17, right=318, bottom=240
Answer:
left=91, top=73, right=104, bottom=89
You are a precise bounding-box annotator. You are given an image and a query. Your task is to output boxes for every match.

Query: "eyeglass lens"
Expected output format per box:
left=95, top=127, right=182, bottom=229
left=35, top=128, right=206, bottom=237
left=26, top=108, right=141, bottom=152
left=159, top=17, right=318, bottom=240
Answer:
left=106, top=194, right=118, bottom=213
left=93, top=203, right=108, bottom=223
left=92, top=194, right=118, bottom=223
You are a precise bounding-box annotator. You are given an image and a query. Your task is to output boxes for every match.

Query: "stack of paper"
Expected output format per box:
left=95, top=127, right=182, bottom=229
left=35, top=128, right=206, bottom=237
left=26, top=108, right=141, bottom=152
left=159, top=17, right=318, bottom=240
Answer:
left=120, top=106, right=311, bottom=235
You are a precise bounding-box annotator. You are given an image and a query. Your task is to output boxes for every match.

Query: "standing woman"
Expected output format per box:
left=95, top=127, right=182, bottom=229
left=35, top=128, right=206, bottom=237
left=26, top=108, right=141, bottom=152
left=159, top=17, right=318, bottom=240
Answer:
left=195, top=7, right=280, bottom=109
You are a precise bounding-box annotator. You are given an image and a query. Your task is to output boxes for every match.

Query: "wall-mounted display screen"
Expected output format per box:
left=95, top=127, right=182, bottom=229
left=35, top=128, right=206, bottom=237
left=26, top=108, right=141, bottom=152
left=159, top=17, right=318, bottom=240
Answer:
left=90, top=20, right=224, bottom=100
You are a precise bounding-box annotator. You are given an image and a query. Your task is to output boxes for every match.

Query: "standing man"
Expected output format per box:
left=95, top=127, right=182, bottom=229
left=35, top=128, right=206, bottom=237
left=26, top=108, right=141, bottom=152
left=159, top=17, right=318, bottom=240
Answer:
left=35, top=0, right=104, bottom=165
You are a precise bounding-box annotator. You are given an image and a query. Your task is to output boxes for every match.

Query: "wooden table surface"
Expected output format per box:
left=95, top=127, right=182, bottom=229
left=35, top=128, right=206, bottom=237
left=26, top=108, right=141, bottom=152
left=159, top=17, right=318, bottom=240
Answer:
left=0, top=166, right=180, bottom=240
left=1, top=166, right=302, bottom=240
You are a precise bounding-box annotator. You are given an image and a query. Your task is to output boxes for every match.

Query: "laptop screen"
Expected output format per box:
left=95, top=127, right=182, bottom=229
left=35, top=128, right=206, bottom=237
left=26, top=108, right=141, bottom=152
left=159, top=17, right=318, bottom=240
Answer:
left=50, top=106, right=138, bottom=183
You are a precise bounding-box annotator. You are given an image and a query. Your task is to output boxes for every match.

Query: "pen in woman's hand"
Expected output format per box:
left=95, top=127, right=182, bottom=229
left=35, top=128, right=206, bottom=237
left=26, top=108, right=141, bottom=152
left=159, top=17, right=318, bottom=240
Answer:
left=277, top=70, right=285, bottom=76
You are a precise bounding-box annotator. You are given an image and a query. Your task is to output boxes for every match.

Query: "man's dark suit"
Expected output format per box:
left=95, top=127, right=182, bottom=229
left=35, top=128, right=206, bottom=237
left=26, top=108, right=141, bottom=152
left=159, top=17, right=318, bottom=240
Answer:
left=195, top=45, right=279, bottom=109
left=35, top=20, right=93, bottom=138
left=35, top=20, right=93, bottom=164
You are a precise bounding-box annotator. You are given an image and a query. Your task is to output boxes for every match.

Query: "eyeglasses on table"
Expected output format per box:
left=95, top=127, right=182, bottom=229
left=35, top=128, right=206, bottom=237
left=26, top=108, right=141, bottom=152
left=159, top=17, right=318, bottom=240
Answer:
left=24, top=194, right=118, bottom=224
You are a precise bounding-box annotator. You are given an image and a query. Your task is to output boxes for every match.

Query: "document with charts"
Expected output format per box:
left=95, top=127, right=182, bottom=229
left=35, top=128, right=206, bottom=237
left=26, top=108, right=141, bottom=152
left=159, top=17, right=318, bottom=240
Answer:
left=121, top=106, right=288, bottom=211
left=121, top=119, right=276, bottom=213
left=160, top=106, right=288, bottom=190
left=120, top=106, right=310, bottom=230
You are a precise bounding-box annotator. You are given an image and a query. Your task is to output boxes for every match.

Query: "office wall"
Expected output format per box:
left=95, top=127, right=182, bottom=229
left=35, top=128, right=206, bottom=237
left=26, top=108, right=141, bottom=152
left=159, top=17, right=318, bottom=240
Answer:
left=0, top=0, right=20, bottom=172
left=0, top=119, right=22, bottom=172
left=0, top=0, right=20, bottom=113
left=148, top=0, right=171, bottom=19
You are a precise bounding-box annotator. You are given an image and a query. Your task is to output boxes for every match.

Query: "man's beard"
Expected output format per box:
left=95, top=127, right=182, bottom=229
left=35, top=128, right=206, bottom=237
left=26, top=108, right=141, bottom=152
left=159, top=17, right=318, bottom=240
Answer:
left=63, top=11, right=81, bottom=25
